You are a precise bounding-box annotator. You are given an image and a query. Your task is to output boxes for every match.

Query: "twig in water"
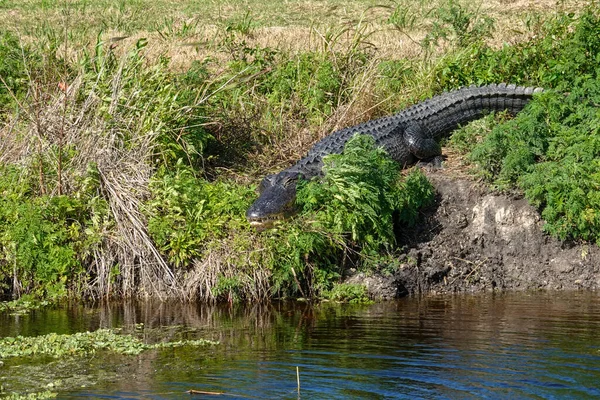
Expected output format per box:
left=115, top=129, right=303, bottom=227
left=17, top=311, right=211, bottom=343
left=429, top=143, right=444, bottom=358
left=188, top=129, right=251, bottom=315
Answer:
left=186, top=389, right=258, bottom=398
left=187, top=390, right=224, bottom=395
left=297, top=366, right=301, bottom=395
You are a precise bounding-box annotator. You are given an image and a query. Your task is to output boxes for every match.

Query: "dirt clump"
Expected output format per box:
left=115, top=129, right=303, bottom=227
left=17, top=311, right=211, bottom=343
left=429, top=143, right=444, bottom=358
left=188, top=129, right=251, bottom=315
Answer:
left=348, top=172, right=600, bottom=300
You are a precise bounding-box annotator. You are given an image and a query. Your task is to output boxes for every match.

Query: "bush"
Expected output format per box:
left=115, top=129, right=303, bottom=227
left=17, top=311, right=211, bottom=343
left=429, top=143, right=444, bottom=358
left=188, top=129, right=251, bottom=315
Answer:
left=0, top=166, right=103, bottom=299
left=432, top=8, right=600, bottom=90
left=325, top=283, right=372, bottom=304
left=266, top=135, right=434, bottom=298
left=469, top=79, right=600, bottom=243
left=298, top=135, right=434, bottom=251
left=145, top=135, right=434, bottom=301
left=262, top=52, right=343, bottom=120
left=146, top=163, right=254, bottom=268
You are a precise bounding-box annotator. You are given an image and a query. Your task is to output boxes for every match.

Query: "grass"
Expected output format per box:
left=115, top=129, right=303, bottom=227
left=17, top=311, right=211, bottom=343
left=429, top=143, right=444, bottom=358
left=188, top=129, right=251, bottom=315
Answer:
left=0, top=0, right=583, bottom=66
left=0, top=0, right=598, bottom=302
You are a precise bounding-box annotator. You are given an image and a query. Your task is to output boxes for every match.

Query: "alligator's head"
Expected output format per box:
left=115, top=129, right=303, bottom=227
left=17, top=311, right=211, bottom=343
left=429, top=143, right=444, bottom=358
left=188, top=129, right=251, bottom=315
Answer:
left=246, top=171, right=300, bottom=230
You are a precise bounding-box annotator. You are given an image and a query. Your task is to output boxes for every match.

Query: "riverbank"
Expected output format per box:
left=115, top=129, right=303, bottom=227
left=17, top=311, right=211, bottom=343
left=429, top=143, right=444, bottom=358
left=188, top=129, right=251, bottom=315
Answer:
left=1, top=1, right=599, bottom=303
left=347, top=167, right=600, bottom=300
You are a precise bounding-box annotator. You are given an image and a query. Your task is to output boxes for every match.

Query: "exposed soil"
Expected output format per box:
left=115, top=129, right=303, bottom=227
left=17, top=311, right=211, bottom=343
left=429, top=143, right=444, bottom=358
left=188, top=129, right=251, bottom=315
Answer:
left=346, top=170, right=600, bottom=300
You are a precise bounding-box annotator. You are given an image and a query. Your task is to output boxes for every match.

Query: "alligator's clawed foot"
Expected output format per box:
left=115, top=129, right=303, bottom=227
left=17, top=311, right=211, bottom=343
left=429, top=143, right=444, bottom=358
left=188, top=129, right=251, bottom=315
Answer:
left=416, top=155, right=445, bottom=171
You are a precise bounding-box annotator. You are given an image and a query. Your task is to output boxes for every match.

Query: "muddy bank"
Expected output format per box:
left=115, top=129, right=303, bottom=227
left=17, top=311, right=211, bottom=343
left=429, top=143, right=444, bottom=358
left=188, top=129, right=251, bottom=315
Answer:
left=346, top=171, right=600, bottom=299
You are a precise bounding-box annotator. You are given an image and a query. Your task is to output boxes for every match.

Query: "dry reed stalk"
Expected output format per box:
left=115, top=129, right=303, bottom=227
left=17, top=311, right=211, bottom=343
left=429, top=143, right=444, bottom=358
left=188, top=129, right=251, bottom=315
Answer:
left=184, top=236, right=271, bottom=302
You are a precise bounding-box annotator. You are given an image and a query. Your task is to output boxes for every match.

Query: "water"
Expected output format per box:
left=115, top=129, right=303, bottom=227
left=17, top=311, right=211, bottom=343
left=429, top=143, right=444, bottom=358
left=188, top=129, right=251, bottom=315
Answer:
left=1, top=292, right=600, bottom=399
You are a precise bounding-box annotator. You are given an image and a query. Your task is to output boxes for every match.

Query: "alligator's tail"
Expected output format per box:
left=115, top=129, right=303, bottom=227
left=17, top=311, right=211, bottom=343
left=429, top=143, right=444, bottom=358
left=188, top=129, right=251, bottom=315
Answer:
left=402, top=83, right=544, bottom=139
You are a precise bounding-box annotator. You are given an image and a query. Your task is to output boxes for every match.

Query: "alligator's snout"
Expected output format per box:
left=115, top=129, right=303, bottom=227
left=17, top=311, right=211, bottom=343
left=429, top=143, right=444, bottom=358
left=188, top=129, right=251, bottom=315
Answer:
left=246, top=209, right=287, bottom=231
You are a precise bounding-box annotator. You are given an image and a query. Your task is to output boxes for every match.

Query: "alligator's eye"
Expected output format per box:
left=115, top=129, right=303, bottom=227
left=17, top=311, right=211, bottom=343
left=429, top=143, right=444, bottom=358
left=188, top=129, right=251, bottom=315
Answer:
left=280, top=175, right=293, bottom=187
left=258, top=174, right=275, bottom=194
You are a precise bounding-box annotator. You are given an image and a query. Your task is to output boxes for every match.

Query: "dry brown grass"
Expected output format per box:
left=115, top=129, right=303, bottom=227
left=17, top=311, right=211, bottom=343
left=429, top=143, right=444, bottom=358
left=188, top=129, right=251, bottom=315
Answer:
left=2, top=0, right=590, bottom=72
left=183, top=236, right=272, bottom=302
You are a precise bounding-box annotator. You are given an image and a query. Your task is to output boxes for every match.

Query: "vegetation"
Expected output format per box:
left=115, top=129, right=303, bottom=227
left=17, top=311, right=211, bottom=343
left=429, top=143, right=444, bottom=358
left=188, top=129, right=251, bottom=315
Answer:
left=0, top=328, right=217, bottom=358
left=442, top=9, right=600, bottom=244
left=467, top=81, right=600, bottom=243
left=0, top=0, right=598, bottom=302
left=0, top=321, right=217, bottom=399
left=325, top=283, right=373, bottom=304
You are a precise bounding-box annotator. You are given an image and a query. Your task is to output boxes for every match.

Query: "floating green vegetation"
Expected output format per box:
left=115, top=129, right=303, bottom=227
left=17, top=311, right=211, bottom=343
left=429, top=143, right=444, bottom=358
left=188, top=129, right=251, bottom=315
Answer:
left=0, top=298, right=51, bottom=315
left=0, top=329, right=218, bottom=359
left=325, top=283, right=373, bottom=304
left=1, top=391, right=57, bottom=400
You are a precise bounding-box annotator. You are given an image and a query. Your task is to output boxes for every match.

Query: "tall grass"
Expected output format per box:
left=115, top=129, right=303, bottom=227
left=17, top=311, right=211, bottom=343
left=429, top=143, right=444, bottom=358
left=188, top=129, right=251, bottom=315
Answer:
left=0, top=34, right=214, bottom=299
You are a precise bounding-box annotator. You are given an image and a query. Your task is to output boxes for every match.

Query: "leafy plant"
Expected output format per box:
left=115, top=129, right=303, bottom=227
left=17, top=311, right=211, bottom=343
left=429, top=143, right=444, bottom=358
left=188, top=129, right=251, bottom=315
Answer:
left=261, top=52, right=343, bottom=121
left=146, top=163, right=254, bottom=268
left=469, top=79, right=600, bottom=243
left=432, top=8, right=600, bottom=90
left=0, top=166, right=104, bottom=300
left=261, top=135, right=434, bottom=299
left=298, top=134, right=434, bottom=251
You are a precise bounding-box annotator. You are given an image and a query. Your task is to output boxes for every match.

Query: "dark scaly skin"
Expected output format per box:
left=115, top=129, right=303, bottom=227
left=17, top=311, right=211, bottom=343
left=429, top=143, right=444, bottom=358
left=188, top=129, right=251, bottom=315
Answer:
left=247, top=83, right=544, bottom=229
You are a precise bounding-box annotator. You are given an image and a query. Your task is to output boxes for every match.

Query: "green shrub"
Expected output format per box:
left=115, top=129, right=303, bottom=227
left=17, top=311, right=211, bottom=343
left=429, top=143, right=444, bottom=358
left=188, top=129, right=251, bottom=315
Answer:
left=145, top=135, right=434, bottom=300
left=0, top=166, right=102, bottom=300
left=433, top=8, right=600, bottom=90
left=76, top=38, right=214, bottom=171
left=146, top=163, right=254, bottom=268
left=376, top=59, right=415, bottom=99
left=469, top=79, right=600, bottom=243
left=325, top=283, right=372, bottom=304
left=262, top=52, right=343, bottom=120
left=298, top=135, right=434, bottom=251
left=265, top=135, right=434, bottom=298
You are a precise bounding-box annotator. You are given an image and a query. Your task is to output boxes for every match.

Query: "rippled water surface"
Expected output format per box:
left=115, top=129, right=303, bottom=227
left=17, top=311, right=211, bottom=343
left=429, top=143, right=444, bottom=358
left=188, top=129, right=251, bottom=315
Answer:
left=1, top=292, right=600, bottom=399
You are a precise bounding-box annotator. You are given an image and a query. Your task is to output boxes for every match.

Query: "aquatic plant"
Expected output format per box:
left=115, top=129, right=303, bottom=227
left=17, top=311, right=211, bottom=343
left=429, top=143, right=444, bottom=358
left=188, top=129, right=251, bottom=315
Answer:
left=0, top=328, right=217, bottom=359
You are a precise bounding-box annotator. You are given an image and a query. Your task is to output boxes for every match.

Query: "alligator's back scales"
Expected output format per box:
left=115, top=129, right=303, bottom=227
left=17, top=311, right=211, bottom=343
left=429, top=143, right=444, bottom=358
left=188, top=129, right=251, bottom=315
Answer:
left=247, top=83, right=544, bottom=228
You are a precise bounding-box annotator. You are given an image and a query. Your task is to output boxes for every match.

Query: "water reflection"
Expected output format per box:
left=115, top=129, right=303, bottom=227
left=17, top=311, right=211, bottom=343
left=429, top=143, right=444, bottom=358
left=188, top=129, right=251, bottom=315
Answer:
left=1, top=292, right=600, bottom=399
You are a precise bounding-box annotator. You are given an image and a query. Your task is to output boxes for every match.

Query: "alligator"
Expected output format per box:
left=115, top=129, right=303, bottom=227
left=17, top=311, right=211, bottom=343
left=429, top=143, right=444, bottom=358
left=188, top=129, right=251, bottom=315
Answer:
left=246, top=83, right=543, bottom=229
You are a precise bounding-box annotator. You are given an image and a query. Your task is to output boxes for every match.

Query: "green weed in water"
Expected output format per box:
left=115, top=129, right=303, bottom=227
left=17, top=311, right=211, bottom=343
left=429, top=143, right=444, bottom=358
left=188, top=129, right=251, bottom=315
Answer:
left=2, top=392, right=57, bottom=400
left=0, top=328, right=217, bottom=359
